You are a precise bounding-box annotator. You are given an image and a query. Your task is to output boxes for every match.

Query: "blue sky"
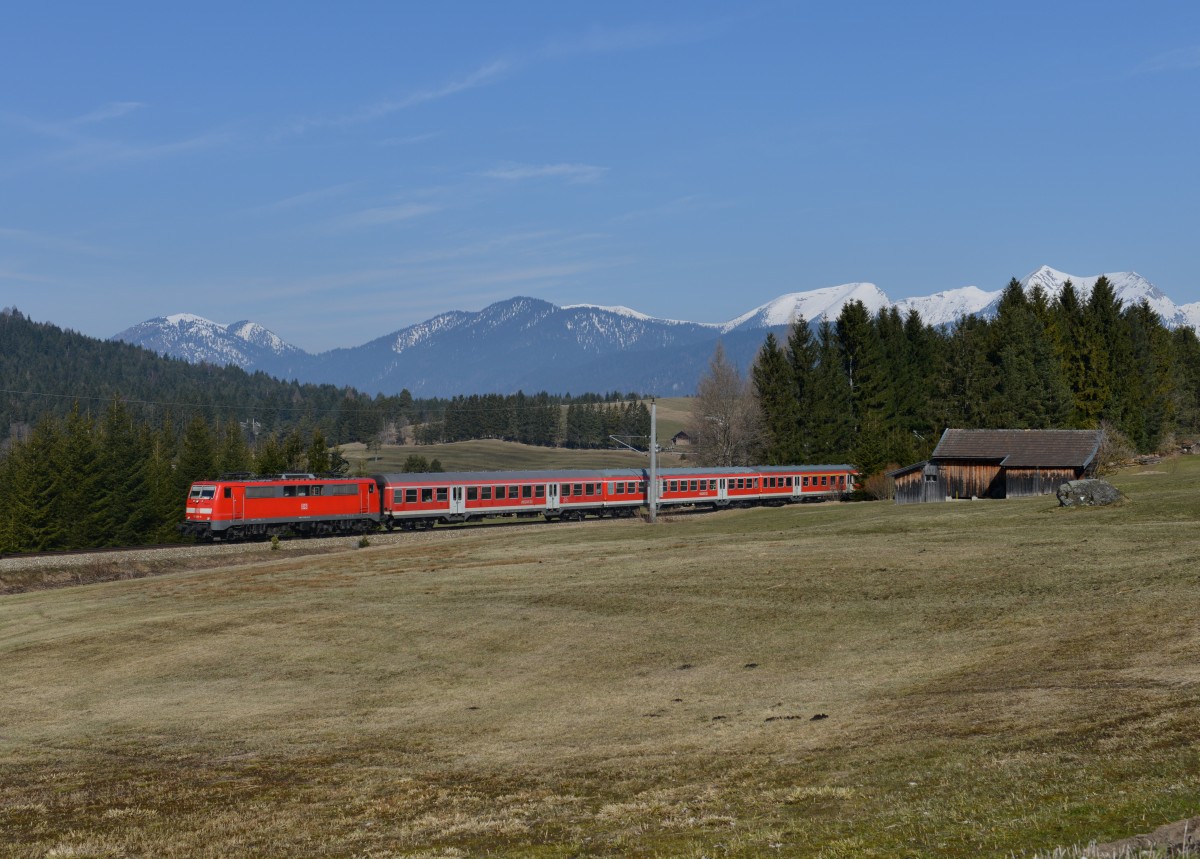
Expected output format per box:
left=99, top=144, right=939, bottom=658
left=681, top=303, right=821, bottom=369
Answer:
left=2, top=1, right=1199, bottom=351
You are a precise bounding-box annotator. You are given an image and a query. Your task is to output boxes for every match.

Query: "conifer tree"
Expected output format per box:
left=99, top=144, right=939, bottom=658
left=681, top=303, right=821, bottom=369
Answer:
left=217, top=420, right=253, bottom=474
left=306, top=429, right=332, bottom=474
left=752, top=332, right=801, bottom=463
left=808, top=320, right=854, bottom=461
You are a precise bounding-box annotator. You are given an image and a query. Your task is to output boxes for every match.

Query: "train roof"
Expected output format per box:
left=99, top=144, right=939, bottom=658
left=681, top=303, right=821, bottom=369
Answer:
left=374, top=464, right=856, bottom=483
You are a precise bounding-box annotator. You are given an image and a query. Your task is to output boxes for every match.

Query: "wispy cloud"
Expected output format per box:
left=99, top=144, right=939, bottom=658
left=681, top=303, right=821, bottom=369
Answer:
left=42, top=132, right=232, bottom=170
left=377, top=131, right=440, bottom=147
left=541, top=19, right=725, bottom=59
left=0, top=102, right=230, bottom=173
left=1136, top=45, right=1200, bottom=74
left=613, top=195, right=730, bottom=222
left=71, top=101, right=146, bottom=126
left=281, top=61, right=510, bottom=137
left=325, top=202, right=442, bottom=231
left=240, top=182, right=360, bottom=216
left=482, top=162, right=609, bottom=184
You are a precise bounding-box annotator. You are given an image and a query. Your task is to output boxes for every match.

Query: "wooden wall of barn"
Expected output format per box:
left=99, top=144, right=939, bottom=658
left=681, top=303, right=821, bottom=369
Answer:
left=939, top=460, right=1004, bottom=499
left=893, top=467, right=940, bottom=504
left=1004, top=467, right=1080, bottom=498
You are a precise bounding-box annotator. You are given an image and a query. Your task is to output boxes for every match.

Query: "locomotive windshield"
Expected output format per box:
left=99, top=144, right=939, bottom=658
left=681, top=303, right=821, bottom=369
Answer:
left=189, top=486, right=216, bottom=500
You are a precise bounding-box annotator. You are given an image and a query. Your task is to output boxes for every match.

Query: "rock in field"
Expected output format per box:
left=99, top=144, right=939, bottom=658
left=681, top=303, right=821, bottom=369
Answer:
left=1057, top=479, right=1123, bottom=507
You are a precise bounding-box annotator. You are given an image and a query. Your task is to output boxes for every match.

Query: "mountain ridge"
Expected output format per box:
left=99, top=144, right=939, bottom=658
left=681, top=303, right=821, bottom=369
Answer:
left=113, top=266, right=1195, bottom=397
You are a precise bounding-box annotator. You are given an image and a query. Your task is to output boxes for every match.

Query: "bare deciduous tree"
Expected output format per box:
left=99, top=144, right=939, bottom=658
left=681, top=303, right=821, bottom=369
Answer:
left=688, top=343, right=763, bottom=466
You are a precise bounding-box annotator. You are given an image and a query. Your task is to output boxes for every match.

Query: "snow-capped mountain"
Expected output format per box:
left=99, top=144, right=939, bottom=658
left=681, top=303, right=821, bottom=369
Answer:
left=895, top=286, right=1000, bottom=327
left=112, top=313, right=305, bottom=371
left=113, top=266, right=1198, bottom=396
left=721, top=282, right=891, bottom=332
left=976, top=265, right=1191, bottom=327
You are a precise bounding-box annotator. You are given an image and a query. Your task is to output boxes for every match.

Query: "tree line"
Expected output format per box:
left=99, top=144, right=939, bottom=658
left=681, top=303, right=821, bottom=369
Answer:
left=743, top=277, right=1200, bottom=475
left=0, top=400, right=342, bottom=553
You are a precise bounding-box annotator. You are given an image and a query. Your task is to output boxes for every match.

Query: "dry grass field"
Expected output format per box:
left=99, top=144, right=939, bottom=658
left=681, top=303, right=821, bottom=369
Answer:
left=2, top=459, right=1200, bottom=857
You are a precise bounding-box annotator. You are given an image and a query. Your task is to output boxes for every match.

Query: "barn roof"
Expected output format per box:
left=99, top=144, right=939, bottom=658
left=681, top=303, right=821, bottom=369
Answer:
left=930, top=429, right=1103, bottom=468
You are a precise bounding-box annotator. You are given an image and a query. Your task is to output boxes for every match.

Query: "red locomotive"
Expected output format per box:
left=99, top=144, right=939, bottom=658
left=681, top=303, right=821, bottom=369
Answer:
left=180, top=474, right=379, bottom=540
left=181, top=465, right=857, bottom=540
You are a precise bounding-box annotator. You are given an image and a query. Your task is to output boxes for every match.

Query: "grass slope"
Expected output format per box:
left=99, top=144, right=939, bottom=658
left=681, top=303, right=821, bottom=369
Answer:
left=2, top=461, right=1200, bottom=857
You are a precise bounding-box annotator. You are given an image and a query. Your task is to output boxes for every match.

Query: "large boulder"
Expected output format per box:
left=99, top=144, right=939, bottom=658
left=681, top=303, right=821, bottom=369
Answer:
left=1057, top=479, right=1123, bottom=507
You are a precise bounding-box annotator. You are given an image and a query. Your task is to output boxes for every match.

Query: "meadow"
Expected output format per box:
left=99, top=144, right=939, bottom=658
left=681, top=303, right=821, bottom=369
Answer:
left=338, top=436, right=686, bottom=475
left=2, top=457, right=1199, bottom=857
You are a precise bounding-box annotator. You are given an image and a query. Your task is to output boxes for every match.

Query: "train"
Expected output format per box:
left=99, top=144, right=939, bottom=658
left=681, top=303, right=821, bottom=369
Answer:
left=179, top=464, right=858, bottom=541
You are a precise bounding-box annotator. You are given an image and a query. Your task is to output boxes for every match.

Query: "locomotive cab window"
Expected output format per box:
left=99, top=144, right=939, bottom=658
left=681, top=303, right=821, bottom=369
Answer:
left=223, top=487, right=232, bottom=499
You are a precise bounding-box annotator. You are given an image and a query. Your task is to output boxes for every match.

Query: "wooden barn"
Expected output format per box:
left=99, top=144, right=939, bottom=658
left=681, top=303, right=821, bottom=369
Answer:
left=889, top=429, right=1103, bottom=504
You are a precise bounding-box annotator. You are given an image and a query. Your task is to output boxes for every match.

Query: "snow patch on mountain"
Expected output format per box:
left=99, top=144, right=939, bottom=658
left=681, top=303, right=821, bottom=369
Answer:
left=722, top=282, right=891, bottom=332
left=895, top=286, right=1000, bottom=327
left=113, top=314, right=301, bottom=368
left=975, top=265, right=1190, bottom=326
left=1180, top=302, right=1200, bottom=331
left=562, top=303, right=708, bottom=326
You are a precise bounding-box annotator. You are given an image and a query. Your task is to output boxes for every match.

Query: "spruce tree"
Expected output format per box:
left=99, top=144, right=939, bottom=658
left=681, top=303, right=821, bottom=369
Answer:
left=752, top=332, right=801, bottom=463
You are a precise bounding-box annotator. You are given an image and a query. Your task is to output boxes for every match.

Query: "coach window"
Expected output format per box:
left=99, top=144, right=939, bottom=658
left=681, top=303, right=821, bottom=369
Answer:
left=786, top=477, right=793, bottom=487
left=420, top=488, right=432, bottom=503
left=481, top=486, right=492, bottom=500
left=405, top=489, right=417, bottom=504
left=535, top=485, right=545, bottom=498
left=686, top=480, right=694, bottom=491
left=638, top=481, right=647, bottom=493
left=312, top=486, right=324, bottom=496
left=467, top=487, right=478, bottom=501
left=583, top=484, right=593, bottom=496
left=436, top=488, right=448, bottom=502
left=821, top=475, right=828, bottom=486
left=802, top=476, right=809, bottom=487
left=519, top=484, right=531, bottom=499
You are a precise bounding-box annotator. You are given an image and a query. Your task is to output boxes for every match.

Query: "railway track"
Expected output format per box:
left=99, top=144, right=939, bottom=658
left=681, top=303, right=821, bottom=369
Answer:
left=0, top=503, right=738, bottom=572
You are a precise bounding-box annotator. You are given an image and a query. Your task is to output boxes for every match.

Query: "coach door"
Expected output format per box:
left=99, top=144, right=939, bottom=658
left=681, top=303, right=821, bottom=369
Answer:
left=450, top=486, right=465, bottom=515
left=717, top=478, right=728, bottom=501
left=547, top=482, right=559, bottom=509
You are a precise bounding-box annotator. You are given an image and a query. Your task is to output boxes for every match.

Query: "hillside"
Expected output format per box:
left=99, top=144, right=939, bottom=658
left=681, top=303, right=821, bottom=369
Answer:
left=2, top=459, right=1198, bottom=856
left=0, top=308, right=396, bottom=444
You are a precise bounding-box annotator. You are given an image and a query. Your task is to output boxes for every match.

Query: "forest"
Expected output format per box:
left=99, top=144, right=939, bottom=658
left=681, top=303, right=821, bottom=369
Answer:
left=748, top=277, right=1200, bottom=475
